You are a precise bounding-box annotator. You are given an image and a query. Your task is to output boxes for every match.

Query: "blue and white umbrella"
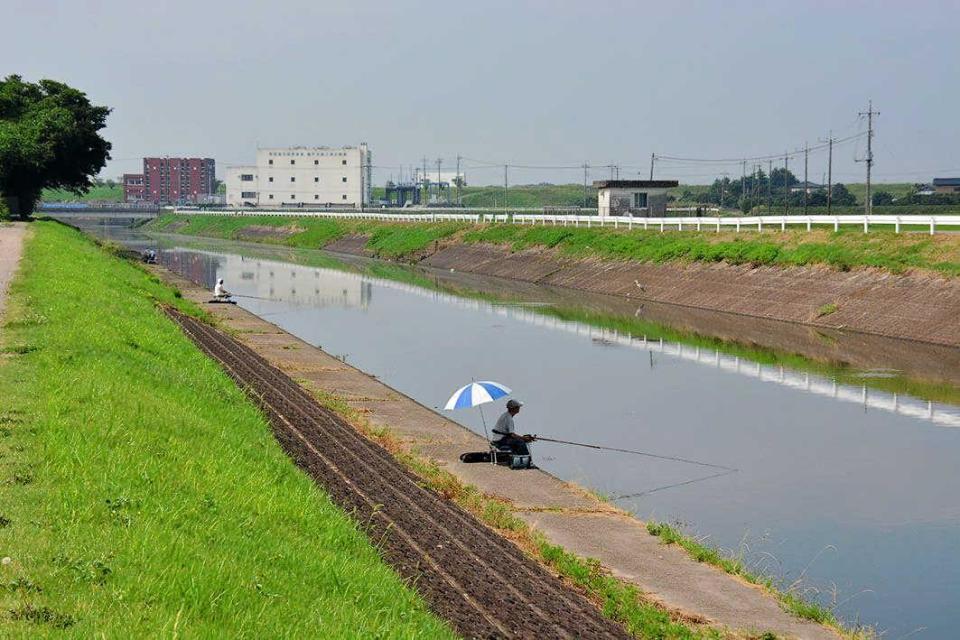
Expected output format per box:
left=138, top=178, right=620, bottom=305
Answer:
left=444, top=380, right=512, bottom=410
left=444, top=380, right=513, bottom=446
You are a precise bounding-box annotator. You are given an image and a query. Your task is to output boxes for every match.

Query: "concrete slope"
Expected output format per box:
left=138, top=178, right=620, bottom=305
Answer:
left=420, top=243, right=960, bottom=348
left=154, top=265, right=841, bottom=640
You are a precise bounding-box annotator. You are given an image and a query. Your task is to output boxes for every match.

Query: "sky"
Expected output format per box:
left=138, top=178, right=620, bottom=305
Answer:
left=3, top=0, right=958, bottom=186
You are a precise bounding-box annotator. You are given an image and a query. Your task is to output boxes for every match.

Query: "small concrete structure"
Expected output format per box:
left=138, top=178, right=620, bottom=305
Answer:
left=594, top=180, right=678, bottom=217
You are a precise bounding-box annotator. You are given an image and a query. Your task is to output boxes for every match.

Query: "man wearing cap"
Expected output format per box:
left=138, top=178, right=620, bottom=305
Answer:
left=492, top=399, right=533, bottom=455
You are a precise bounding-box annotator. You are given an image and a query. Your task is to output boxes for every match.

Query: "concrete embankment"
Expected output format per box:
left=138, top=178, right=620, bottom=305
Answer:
left=152, top=263, right=841, bottom=640
left=326, top=235, right=960, bottom=348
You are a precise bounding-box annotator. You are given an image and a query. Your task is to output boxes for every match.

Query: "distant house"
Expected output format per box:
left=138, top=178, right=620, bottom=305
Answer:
left=932, top=178, right=960, bottom=194
left=790, top=181, right=824, bottom=194
left=594, top=180, right=678, bottom=217
left=122, top=173, right=145, bottom=202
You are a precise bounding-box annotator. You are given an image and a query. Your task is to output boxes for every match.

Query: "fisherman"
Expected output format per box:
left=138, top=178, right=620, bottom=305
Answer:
left=492, top=399, right=534, bottom=455
left=213, top=278, right=231, bottom=301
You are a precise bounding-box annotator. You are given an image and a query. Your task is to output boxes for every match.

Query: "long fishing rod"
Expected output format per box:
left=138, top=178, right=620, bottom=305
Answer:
left=532, top=436, right=738, bottom=472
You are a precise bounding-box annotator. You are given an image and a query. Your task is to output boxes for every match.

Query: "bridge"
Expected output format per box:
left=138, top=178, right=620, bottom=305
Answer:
left=37, top=203, right=160, bottom=220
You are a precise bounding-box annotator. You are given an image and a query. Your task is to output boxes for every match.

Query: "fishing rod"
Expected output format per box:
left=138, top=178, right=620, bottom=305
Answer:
left=230, top=294, right=271, bottom=301
left=531, top=436, right=738, bottom=472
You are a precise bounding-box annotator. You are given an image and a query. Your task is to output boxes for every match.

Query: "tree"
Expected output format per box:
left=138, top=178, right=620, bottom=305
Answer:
left=830, top=183, right=857, bottom=206
left=872, top=190, right=894, bottom=206
left=0, top=75, right=111, bottom=218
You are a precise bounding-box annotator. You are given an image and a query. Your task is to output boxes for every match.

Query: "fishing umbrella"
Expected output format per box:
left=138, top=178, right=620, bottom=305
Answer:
left=444, top=380, right=512, bottom=444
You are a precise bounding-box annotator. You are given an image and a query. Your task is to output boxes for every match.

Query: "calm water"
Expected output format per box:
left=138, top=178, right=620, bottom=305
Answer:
left=94, top=224, right=960, bottom=638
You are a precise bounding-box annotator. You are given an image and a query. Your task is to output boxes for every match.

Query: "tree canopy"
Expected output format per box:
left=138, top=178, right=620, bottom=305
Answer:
left=0, top=75, right=111, bottom=217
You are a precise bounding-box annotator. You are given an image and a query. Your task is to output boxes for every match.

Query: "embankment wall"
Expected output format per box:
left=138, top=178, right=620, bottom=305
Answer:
left=325, top=235, right=960, bottom=348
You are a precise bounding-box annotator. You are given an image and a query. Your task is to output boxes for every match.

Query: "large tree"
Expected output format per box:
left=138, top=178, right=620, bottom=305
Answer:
left=0, top=75, right=111, bottom=218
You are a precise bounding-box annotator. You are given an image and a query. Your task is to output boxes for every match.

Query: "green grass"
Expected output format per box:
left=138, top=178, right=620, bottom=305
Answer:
left=0, top=221, right=455, bottom=638
left=152, top=213, right=960, bottom=276
left=41, top=184, right=124, bottom=203
left=645, top=523, right=868, bottom=636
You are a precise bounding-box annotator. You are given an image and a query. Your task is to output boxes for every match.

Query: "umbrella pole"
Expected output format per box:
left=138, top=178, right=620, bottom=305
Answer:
left=478, top=404, right=496, bottom=465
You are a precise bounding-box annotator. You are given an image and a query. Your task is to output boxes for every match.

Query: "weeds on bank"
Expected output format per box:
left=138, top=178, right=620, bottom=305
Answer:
left=645, top=522, right=873, bottom=638
left=0, top=222, right=454, bottom=638
left=307, top=389, right=731, bottom=639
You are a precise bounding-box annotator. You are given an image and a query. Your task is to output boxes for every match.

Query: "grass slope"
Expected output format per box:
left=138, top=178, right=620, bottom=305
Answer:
left=0, top=222, right=454, bottom=638
left=41, top=184, right=124, bottom=203
left=151, top=213, right=960, bottom=276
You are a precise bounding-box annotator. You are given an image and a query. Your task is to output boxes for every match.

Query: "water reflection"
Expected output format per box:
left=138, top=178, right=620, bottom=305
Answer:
left=85, top=223, right=960, bottom=639
left=168, top=247, right=960, bottom=430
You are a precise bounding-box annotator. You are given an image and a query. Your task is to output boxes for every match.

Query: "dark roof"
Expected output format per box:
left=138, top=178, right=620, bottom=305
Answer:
left=933, top=178, right=960, bottom=187
left=592, top=180, right=679, bottom=189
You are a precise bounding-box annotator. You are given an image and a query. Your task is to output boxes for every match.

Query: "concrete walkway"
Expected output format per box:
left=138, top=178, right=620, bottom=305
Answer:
left=0, top=222, right=29, bottom=318
left=154, top=265, right=840, bottom=640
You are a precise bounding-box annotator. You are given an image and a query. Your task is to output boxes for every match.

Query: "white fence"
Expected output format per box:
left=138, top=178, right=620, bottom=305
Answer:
left=172, top=207, right=960, bottom=234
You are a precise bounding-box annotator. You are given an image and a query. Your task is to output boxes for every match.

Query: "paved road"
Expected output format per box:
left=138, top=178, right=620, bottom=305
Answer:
left=0, top=222, right=28, bottom=317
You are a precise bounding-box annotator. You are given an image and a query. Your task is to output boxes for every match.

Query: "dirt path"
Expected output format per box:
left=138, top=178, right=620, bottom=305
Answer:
left=165, top=308, right=633, bottom=640
left=153, top=265, right=841, bottom=639
left=0, top=222, right=29, bottom=318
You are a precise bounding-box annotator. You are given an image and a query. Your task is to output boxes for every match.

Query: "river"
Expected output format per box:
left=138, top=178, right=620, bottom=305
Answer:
left=90, top=222, right=959, bottom=638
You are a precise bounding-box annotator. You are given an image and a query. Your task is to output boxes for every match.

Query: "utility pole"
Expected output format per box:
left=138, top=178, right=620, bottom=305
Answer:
left=456, top=154, right=461, bottom=206
left=582, top=163, right=589, bottom=208
left=436, top=158, right=443, bottom=204
left=784, top=153, right=790, bottom=216
left=649, top=153, right=655, bottom=180
left=803, top=143, right=809, bottom=215
left=819, top=130, right=836, bottom=214
left=503, top=165, right=508, bottom=210
left=858, top=101, right=880, bottom=216
left=741, top=160, right=746, bottom=211
left=421, top=156, right=428, bottom=203
left=767, top=160, right=773, bottom=212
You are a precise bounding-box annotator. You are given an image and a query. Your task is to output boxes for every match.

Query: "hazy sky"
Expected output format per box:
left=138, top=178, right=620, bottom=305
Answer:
left=3, top=0, right=958, bottom=186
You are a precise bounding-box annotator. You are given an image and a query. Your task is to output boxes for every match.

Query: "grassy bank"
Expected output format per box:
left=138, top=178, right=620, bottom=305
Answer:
left=0, top=222, right=454, bottom=637
left=150, top=213, right=960, bottom=276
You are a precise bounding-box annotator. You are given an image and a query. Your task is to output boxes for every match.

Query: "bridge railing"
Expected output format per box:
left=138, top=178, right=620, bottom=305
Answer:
left=171, top=207, right=960, bottom=235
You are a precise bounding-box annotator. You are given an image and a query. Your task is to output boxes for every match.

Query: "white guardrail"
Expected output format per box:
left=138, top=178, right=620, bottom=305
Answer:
left=172, top=208, right=960, bottom=235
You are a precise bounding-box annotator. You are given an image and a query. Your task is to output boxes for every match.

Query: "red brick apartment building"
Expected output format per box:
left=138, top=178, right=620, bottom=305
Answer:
left=123, top=157, right=216, bottom=204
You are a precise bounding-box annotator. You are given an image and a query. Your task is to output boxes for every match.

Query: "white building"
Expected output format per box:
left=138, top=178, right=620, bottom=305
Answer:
left=594, top=180, right=678, bottom=217
left=226, top=144, right=372, bottom=208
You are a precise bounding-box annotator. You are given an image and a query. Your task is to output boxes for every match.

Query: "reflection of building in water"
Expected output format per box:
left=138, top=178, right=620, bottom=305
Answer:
left=160, top=250, right=221, bottom=288
left=164, top=247, right=960, bottom=428
left=290, top=263, right=960, bottom=429
left=168, top=250, right=372, bottom=309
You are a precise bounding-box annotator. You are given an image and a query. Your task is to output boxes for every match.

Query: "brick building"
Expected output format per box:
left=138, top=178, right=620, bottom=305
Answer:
left=124, top=157, right=216, bottom=204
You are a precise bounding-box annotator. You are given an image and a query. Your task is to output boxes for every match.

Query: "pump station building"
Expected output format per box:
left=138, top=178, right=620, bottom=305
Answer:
left=594, top=180, right=678, bottom=217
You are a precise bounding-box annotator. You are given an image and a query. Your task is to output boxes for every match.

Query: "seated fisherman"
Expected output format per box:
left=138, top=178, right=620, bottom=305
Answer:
left=492, top=399, right=534, bottom=455
left=213, top=278, right=231, bottom=300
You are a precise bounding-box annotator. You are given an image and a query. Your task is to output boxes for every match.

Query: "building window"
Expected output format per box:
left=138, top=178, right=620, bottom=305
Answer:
left=241, top=191, right=257, bottom=198
left=342, top=159, right=347, bottom=165
left=342, top=194, right=347, bottom=200
left=268, top=176, right=274, bottom=182
left=314, top=160, right=319, bottom=165
left=314, top=177, right=319, bottom=183
left=633, top=192, right=648, bottom=208
left=268, top=159, right=273, bottom=165
left=314, top=194, right=319, bottom=199
left=342, top=177, right=347, bottom=182
left=291, top=159, right=296, bottom=165
left=241, top=174, right=253, bottom=181
left=290, top=177, right=295, bottom=182
left=268, top=194, right=274, bottom=199
left=290, top=194, right=295, bottom=199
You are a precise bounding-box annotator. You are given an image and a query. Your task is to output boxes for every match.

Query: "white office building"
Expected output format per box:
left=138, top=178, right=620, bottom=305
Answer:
left=225, top=144, right=372, bottom=208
